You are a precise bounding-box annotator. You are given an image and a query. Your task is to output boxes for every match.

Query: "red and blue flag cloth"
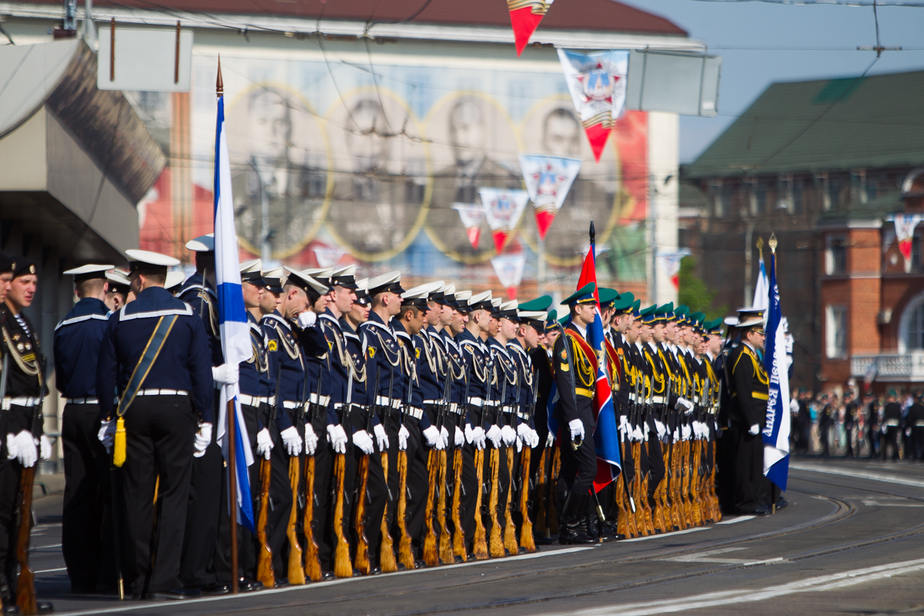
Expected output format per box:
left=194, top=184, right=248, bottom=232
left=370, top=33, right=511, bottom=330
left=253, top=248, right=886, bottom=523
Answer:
left=546, top=234, right=622, bottom=493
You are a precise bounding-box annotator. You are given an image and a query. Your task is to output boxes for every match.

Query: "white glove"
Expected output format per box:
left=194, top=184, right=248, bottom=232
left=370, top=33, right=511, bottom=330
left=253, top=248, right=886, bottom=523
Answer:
left=546, top=431, right=556, bottom=448
left=6, top=433, right=18, bottom=461
left=473, top=426, right=486, bottom=450
left=633, top=425, right=644, bottom=442
left=211, top=363, right=239, bottom=385
left=681, top=424, right=691, bottom=440
left=15, top=432, right=37, bottom=468
left=529, top=428, right=540, bottom=448
left=297, top=311, right=317, bottom=329
left=398, top=425, right=410, bottom=451
left=454, top=426, right=464, bottom=447
left=749, top=423, right=760, bottom=436
left=515, top=435, right=523, bottom=452
left=327, top=424, right=348, bottom=454
left=654, top=420, right=667, bottom=440
left=352, top=429, right=375, bottom=455
left=422, top=425, right=441, bottom=449
left=440, top=426, right=450, bottom=449
left=97, top=420, right=115, bottom=453
left=281, top=426, right=302, bottom=456
left=517, top=423, right=531, bottom=442
left=501, top=425, right=517, bottom=447
left=675, top=397, right=694, bottom=414
left=618, top=415, right=629, bottom=436
left=486, top=424, right=502, bottom=448
left=38, top=435, right=52, bottom=461
left=194, top=423, right=212, bottom=458
left=464, top=423, right=475, bottom=444
left=304, top=423, right=319, bottom=455
left=256, top=428, right=273, bottom=460
left=568, top=418, right=584, bottom=442
left=374, top=424, right=389, bottom=451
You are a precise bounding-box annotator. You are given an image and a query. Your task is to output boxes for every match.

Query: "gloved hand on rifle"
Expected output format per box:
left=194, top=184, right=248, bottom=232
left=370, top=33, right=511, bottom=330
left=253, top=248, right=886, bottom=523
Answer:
left=675, top=397, right=694, bottom=414
left=353, top=429, right=375, bottom=455
left=398, top=425, right=410, bottom=451
left=374, top=424, right=389, bottom=451
left=440, top=426, right=450, bottom=449
left=486, top=425, right=502, bottom=449
left=568, top=418, right=584, bottom=443
left=454, top=426, right=465, bottom=447
left=304, top=423, right=319, bottom=455
left=256, top=428, right=273, bottom=460
left=472, top=426, right=486, bottom=450
left=527, top=428, right=540, bottom=449
left=37, top=435, right=52, bottom=461
left=501, top=424, right=517, bottom=447
left=194, top=423, right=212, bottom=458
left=13, top=431, right=37, bottom=468
left=749, top=423, right=760, bottom=436
left=422, top=425, right=442, bottom=450
left=281, top=426, right=302, bottom=456
left=327, top=424, right=348, bottom=454
left=517, top=423, right=531, bottom=444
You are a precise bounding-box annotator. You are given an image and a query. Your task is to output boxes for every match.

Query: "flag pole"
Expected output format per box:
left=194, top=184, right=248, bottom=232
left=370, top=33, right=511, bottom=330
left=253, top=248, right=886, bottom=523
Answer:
left=217, top=55, right=240, bottom=595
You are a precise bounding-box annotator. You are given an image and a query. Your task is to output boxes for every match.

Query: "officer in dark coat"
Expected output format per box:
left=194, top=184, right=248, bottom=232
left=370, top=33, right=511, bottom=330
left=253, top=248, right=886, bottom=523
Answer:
left=55, top=264, right=116, bottom=594
left=724, top=308, right=770, bottom=516
left=552, top=283, right=600, bottom=545
left=881, top=391, right=902, bottom=462
left=96, top=249, right=213, bottom=600
left=907, top=392, right=924, bottom=461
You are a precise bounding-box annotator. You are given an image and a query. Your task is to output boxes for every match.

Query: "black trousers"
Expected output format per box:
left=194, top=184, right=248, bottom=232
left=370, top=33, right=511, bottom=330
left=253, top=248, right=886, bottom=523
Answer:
left=646, top=430, right=665, bottom=503
left=383, top=412, right=428, bottom=557
left=122, top=396, right=196, bottom=595
left=882, top=426, right=900, bottom=461
left=559, top=427, right=596, bottom=496
left=306, top=410, right=335, bottom=571
left=179, top=397, right=223, bottom=588
left=353, top=407, right=388, bottom=569
left=730, top=423, right=764, bottom=512
left=62, top=403, right=115, bottom=591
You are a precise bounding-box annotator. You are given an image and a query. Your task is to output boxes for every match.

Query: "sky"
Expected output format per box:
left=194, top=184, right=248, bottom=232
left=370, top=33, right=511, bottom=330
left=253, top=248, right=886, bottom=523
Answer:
left=619, top=0, right=924, bottom=162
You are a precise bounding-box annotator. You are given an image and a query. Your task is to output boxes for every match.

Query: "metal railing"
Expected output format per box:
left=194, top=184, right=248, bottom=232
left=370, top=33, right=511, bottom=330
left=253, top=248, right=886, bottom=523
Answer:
left=851, top=353, right=924, bottom=381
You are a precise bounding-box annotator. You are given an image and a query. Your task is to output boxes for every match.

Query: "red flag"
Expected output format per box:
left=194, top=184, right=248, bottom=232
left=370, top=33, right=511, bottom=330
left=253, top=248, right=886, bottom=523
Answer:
left=507, top=0, right=554, bottom=56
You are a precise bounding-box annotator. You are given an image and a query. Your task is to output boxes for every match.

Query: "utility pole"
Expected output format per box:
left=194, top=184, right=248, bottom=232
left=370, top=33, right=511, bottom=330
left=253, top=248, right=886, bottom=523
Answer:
left=648, top=172, right=658, bottom=305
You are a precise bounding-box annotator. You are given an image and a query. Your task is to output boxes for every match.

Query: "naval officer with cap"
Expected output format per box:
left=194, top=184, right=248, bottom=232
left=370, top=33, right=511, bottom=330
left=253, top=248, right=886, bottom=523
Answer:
left=104, top=270, right=132, bottom=311
left=96, top=249, right=213, bottom=600
left=55, top=264, right=116, bottom=594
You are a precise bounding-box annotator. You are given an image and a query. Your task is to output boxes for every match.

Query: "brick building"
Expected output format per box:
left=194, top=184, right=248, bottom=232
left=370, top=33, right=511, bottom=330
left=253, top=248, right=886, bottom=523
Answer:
left=683, top=70, right=924, bottom=393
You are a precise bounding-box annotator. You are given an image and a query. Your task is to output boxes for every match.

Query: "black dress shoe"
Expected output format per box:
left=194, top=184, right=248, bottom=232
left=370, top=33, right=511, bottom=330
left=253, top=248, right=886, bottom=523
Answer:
left=238, top=579, right=263, bottom=592
left=36, top=602, right=54, bottom=615
left=775, top=497, right=789, bottom=511
left=322, top=572, right=336, bottom=581
left=273, top=578, right=289, bottom=589
left=201, top=583, right=229, bottom=596
left=414, top=560, right=427, bottom=569
left=753, top=505, right=771, bottom=516
left=147, top=588, right=201, bottom=601
left=369, top=567, right=382, bottom=575
left=466, top=553, right=477, bottom=562
left=2, top=605, right=20, bottom=615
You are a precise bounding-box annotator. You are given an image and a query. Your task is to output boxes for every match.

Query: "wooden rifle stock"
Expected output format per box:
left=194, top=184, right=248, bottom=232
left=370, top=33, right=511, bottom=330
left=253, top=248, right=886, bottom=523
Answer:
left=487, top=448, right=504, bottom=557
left=471, top=448, right=488, bottom=560
left=422, top=448, right=440, bottom=567
left=451, top=446, right=466, bottom=561
left=547, top=447, right=561, bottom=535
left=378, top=452, right=398, bottom=573
left=353, top=453, right=371, bottom=575
left=15, top=465, right=35, bottom=616
left=256, top=457, right=275, bottom=588
left=534, top=445, right=548, bottom=539
left=301, top=456, right=322, bottom=582
left=614, top=465, right=631, bottom=538
left=437, top=448, right=453, bottom=565
left=502, top=447, right=518, bottom=555
left=286, top=456, right=306, bottom=585
left=332, top=453, right=352, bottom=578
left=395, top=450, right=414, bottom=570
left=518, top=446, right=536, bottom=552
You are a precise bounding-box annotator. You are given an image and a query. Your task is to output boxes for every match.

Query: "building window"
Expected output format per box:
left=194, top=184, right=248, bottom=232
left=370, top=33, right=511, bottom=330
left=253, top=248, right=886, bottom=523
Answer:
left=826, top=305, right=847, bottom=358
left=710, top=181, right=726, bottom=218
left=902, top=296, right=924, bottom=352
left=825, top=235, right=848, bottom=275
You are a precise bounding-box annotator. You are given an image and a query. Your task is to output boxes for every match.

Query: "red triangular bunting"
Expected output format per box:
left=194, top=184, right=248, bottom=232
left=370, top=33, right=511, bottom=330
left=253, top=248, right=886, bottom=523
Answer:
left=584, top=122, right=612, bottom=163
left=534, top=208, right=556, bottom=240
left=506, top=286, right=517, bottom=300
left=508, top=1, right=552, bottom=56
left=900, top=238, right=913, bottom=262
left=467, top=226, right=481, bottom=250
left=671, top=274, right=680, bottom=290
left=492, top=230, right=508, bottom=254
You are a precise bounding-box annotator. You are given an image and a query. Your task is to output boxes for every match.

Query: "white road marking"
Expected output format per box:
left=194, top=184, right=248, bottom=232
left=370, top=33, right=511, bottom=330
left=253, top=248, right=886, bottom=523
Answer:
left=716, top=515, right=754, bottom=525
left=861, top=499, right=924, bottom=507
left=661, top=547, right=789, bottom=566
left=552, top=557, right=924, bottom=616
left=36, top=567, right=67, bottom=574
left=623, top=527, right=708, bottom=543
left=52, top=546, right=598, bottom=615
left=791, top=462, right=924, bottom=489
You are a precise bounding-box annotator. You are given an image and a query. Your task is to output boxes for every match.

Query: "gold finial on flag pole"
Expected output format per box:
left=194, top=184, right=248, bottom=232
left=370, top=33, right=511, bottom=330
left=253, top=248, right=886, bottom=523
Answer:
left=756, top=236, right=764, bottom=261
left=769, top=233, right=778, bottom=255
left=216, top=55, right=224, bottom=98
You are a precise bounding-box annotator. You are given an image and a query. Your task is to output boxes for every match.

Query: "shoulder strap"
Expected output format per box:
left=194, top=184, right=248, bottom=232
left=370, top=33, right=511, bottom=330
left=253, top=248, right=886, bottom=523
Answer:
left=116, top=315, right=179, bottom=418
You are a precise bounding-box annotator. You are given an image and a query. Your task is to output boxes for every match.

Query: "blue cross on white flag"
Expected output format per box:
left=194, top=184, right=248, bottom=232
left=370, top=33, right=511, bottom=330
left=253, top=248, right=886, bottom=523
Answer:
left=214, top=88, right=256, bottom=533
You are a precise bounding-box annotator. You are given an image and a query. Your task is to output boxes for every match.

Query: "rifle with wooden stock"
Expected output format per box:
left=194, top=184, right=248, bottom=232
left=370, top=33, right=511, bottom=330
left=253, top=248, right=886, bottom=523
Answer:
left=379, top=366, right=398, bottom=573
left=301, top=364, right=322, bottom=582
left=518, top=376, right=538, bottom=552
left=332, top=398, right=353, bottom=578
left=16, top=391, right=44, bottom=616
left=353, top=370, right=378, bottom=576
left=451, top=365, right=470, bottom=562
left=500, top=370, right=518, bottom=556
left=471, top=400, right=489, bottom=560
left=396, top=345, right=415, bottom=571
left=436, top=376, right=454, bottom=565
left=487, top=367, right=505, bottom=558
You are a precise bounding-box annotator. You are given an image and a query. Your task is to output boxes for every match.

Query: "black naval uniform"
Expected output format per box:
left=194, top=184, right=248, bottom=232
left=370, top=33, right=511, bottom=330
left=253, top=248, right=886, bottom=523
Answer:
left=456, top=328, right=489, bottom=551
left=0, top=304, right=47, bottom=592
left=54, top=297, right=114, bottom=592
left=881, top=401, right=902, bottom=462
left=96, top=286, right=213, bottom=596
left=725, top=341, right=770, bottom=514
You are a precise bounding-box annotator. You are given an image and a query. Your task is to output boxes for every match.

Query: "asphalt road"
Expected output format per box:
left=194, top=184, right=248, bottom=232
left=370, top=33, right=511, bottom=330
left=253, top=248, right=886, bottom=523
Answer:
left=28, top=455, right=924, bottom=615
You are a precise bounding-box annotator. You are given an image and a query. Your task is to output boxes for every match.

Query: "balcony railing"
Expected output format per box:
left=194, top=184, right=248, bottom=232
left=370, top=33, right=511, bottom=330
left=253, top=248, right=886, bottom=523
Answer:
left=851, top=353, right=924, bottom=382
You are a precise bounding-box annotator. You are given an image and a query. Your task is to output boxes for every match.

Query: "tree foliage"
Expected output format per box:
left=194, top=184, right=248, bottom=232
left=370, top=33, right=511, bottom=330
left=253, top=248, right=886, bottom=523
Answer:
left=678, top=255, right=726, bottom=320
